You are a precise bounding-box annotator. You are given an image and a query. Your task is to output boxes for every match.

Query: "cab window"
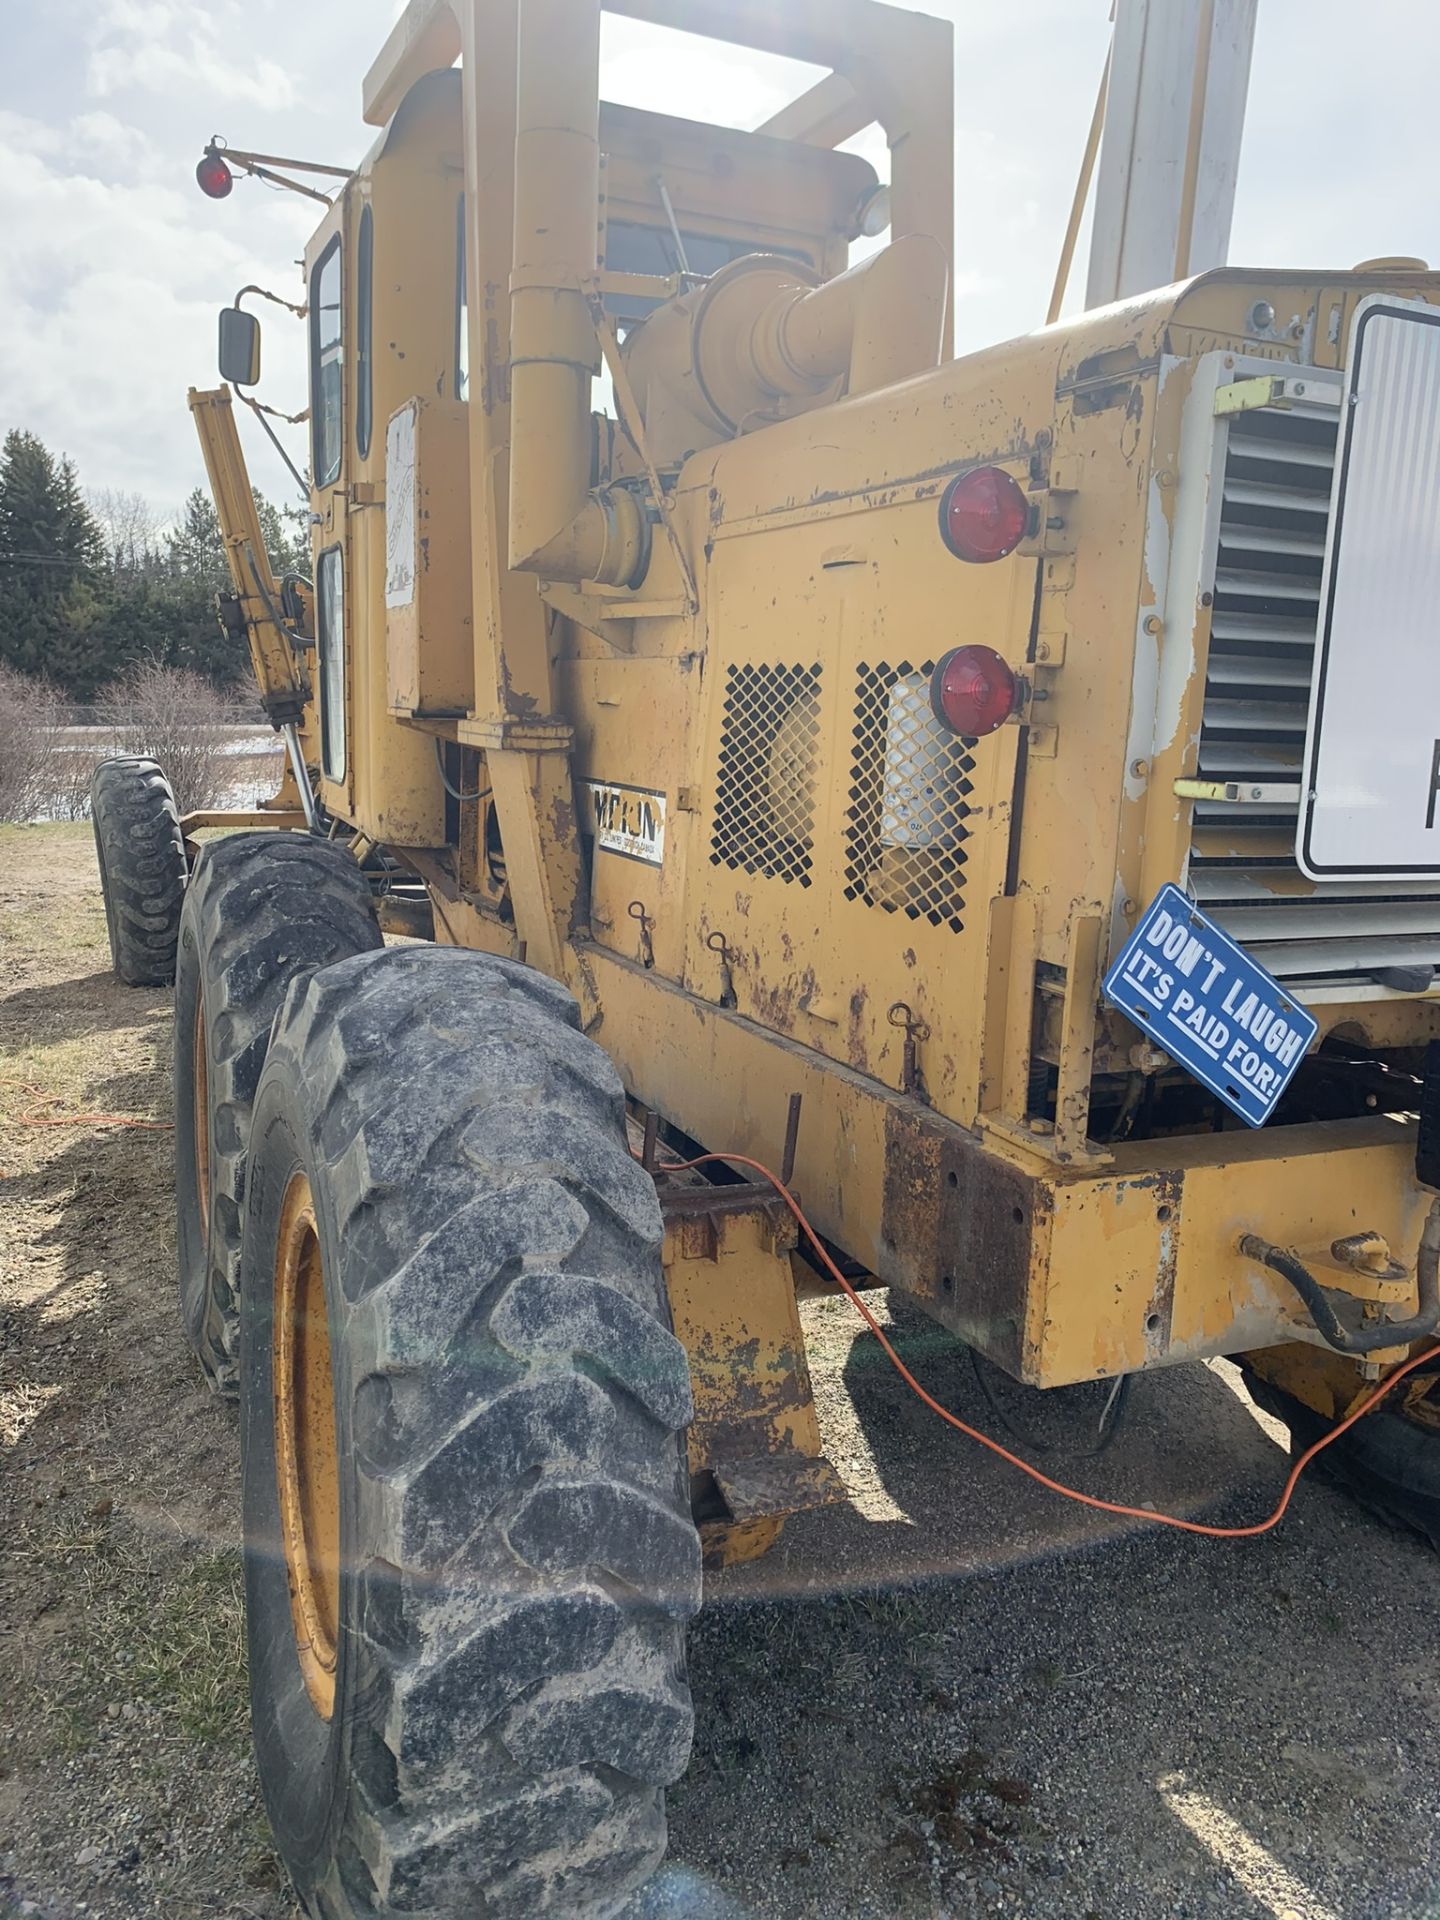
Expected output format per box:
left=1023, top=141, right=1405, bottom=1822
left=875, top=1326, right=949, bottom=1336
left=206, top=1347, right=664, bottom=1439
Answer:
left=310, top=237, right=343, bottom=486
left=317, top=546, right=345, bottom=780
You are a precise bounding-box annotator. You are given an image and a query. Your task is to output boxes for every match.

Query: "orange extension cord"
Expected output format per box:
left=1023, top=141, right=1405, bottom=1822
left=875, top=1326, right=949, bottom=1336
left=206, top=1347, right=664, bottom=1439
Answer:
left=656, top=1147, right=1440, bottom=1542
left=9, top=1085, right=171, bottom=1131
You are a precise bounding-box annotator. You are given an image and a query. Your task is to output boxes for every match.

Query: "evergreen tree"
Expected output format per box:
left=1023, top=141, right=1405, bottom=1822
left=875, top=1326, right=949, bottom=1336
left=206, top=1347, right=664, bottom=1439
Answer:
left=262, top=494, right=312, bottom=580
left=0, top=431, right=311, bottom=698
left=153, top=486, right=310, bottom=681
left=0, top=431, right=108, bottom=696
left=163, top=487, right=228, bottom=591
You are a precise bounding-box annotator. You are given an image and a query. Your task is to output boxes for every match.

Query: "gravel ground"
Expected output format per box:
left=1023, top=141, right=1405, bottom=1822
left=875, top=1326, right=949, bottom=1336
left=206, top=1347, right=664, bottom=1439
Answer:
left=2, top=822, right=1437, bottom=1920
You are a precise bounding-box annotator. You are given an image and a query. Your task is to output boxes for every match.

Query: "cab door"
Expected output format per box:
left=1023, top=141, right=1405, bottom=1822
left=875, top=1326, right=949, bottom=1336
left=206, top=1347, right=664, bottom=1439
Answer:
left=305, top=203, right=352, bottom=817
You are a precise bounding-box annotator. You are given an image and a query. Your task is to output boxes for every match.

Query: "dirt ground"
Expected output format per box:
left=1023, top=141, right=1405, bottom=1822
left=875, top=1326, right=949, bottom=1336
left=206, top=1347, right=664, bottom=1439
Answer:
left=2, top=822, right=1438, bottom=1920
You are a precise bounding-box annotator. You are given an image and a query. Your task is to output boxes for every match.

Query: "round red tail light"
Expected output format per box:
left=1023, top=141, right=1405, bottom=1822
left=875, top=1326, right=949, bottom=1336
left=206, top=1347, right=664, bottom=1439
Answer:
left=939, top=465, right=1029, bottom=563
left=931, top=645, right=1021, bottom=736
left=196, top=151, right=234, bottom=199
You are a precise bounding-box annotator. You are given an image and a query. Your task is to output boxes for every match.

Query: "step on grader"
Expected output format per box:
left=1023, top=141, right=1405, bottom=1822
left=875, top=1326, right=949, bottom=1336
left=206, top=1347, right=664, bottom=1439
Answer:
left=89, top=0, right=1440, bottom=1911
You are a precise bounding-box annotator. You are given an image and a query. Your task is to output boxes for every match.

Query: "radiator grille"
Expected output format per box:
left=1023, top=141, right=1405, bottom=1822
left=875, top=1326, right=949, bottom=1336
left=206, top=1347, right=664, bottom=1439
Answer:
left=844, top=659, right=973, bottom=932
left=710, top=663, right=821, bottom=887
left=1188, top=398, right=1440, bottom=987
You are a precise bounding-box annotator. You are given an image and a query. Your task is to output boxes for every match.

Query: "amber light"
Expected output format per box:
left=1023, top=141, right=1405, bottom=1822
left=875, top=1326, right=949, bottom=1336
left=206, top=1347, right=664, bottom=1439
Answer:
left=930, top=645, right=1022, bottom=737
left=196, top=150, right=234, bottom=199
left=939, top=465, right=1029, bottom=563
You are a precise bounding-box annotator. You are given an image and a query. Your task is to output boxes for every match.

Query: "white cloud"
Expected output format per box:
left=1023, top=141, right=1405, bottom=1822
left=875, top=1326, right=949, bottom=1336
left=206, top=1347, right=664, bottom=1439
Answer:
left=69, top=110, right=162, bottom=175
left=1, top=0, right=1438, bottom=516
left=0, top=103, right=314, bottom=503
left=87, top=0, right=298, bottom=110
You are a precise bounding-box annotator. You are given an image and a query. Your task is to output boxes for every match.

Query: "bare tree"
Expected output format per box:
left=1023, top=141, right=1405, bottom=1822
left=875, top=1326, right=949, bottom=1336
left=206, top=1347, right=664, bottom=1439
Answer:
left=99, top=658, right=254, bottom=816
left=48, top=731, right=105, bottom=821
left=89, top=487, right=164, bottom=574
left=0, top=665, right=67, bottom=821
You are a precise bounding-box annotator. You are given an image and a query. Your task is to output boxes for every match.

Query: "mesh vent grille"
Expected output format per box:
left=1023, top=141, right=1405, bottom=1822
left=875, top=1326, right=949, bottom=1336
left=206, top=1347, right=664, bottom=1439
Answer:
left=710, top=664, right=822, bottom=887
left=844, top=660, right=973, bottom=932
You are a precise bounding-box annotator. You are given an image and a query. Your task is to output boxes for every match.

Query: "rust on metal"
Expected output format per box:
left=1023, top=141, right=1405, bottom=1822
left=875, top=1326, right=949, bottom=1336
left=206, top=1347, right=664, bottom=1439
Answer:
left=375, top=894, right=436, bottom=940
left=881, top=1100, right=1039, bottom=1375
left=712, top=1451, right=846, bottom=1523
left=660, top=1179, right=841, bottom=1568
left=1141, top=1170, right=1183, bottom=1356
left=780, top=1091, right=803, bottom=1186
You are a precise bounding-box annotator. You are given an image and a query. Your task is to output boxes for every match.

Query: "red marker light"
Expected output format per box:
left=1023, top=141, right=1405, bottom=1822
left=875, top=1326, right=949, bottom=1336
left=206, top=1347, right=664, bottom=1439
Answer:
left=930, top=645, right=1022, bottom=737
left=196, top=150, right=233, bottom=199
left=939, top=466, right=1029, bottom=563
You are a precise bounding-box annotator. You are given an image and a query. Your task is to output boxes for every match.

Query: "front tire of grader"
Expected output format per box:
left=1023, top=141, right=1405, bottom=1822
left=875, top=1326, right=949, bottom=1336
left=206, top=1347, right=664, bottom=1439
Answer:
left=1243, top=1362, right=1440, bottom=1551
left=238, top=944, right=701, bottom=1919
left=175, top=832, right=382, bottom=1397
left=90, top=756, right=187, bottom=987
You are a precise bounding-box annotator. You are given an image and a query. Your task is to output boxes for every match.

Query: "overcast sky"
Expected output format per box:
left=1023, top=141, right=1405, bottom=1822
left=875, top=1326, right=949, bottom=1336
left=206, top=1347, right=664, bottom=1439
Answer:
left=2, top=0, right=1437, bottom=518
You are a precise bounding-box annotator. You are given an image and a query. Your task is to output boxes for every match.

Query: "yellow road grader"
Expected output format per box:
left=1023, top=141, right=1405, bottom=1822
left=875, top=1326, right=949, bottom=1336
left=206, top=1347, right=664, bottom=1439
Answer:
left=88, top=0, right=1440, bottom=1911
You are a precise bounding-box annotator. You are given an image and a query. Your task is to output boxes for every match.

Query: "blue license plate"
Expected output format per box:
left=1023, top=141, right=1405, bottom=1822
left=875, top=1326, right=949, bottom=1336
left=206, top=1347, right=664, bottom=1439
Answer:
left=1101, top=884, right=1319, bottom=1128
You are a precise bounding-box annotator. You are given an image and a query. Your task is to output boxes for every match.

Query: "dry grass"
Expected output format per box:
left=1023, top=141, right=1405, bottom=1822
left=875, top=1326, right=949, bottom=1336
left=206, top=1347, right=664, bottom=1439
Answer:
left=9, top=1515, right=250, bottom=1754
left=1, top=822, right=288, bottom=1915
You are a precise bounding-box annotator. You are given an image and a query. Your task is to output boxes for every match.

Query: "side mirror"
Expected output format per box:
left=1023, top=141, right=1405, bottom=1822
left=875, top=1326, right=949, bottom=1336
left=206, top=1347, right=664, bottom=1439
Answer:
left=218, top=306, right=261, bottom=387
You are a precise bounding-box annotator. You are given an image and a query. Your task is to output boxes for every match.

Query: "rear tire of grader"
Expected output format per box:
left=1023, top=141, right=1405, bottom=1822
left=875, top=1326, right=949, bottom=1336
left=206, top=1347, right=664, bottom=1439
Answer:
left=90, top=756, right=187, bottom=987
left=175, top=833, right=382, bottom=1397
left=1243, top=1365, right=1440, bottom=1551
left=238, top=944, right=701, bottom=1918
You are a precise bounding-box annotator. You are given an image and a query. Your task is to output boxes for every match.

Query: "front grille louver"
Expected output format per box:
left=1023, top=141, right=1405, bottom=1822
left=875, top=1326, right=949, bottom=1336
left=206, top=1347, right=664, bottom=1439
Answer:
left=1187, top=398, right=1440, bottom=989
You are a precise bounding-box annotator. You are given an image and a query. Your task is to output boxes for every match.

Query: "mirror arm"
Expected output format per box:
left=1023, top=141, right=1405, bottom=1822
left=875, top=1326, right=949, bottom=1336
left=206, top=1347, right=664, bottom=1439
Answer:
left=210, top=140, right=350, bottom=181
left=244, top=395, right=310, bottom=427
left=234, top=283, right=307, bottom=322
left=231, top=158, right=335, bottom=207
left=233, top=390, right=312, bottom=499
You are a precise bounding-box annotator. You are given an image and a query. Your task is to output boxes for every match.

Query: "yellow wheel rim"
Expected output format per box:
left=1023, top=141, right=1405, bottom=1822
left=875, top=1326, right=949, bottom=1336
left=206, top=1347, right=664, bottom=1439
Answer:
left=273, top=1171, right=341, bottom=1720
left=193, top=985, right=210, bottom=1238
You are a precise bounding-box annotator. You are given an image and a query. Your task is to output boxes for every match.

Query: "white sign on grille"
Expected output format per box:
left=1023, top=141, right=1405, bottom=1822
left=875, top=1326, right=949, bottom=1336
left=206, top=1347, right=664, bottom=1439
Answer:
left=1299, top=296, right=1440, bottom=879
left=385, top=404, right=416, bottom=610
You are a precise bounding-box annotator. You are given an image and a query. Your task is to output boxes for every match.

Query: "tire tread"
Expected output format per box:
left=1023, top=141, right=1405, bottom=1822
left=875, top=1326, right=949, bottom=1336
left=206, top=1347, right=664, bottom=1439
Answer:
left=253, top=946, right=699, bottom=1918
left=91, top=756, right=186, bottom=986
left=177, top=832, right=381, bottom=1393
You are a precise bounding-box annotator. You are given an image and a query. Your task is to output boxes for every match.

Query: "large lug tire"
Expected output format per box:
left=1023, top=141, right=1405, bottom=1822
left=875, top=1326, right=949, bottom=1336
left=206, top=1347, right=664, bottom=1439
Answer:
left=1243, top=1364, right=1440, bottom=1550
left=175, top=833, right=382, bottom=1397
left=239, top=945, right=700, bottom=1919
left=91, top=756, right=187, bottom=987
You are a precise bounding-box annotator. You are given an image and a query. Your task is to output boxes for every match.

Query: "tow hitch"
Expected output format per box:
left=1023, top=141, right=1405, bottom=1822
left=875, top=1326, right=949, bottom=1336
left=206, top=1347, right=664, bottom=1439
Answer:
left=1240, top=1199, right=1440, bottom=1355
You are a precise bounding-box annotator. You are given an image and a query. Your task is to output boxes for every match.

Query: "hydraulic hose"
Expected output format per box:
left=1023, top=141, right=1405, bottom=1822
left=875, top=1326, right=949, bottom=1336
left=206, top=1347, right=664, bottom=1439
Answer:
left=1239, top=1196, right=1440, bottom=1356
